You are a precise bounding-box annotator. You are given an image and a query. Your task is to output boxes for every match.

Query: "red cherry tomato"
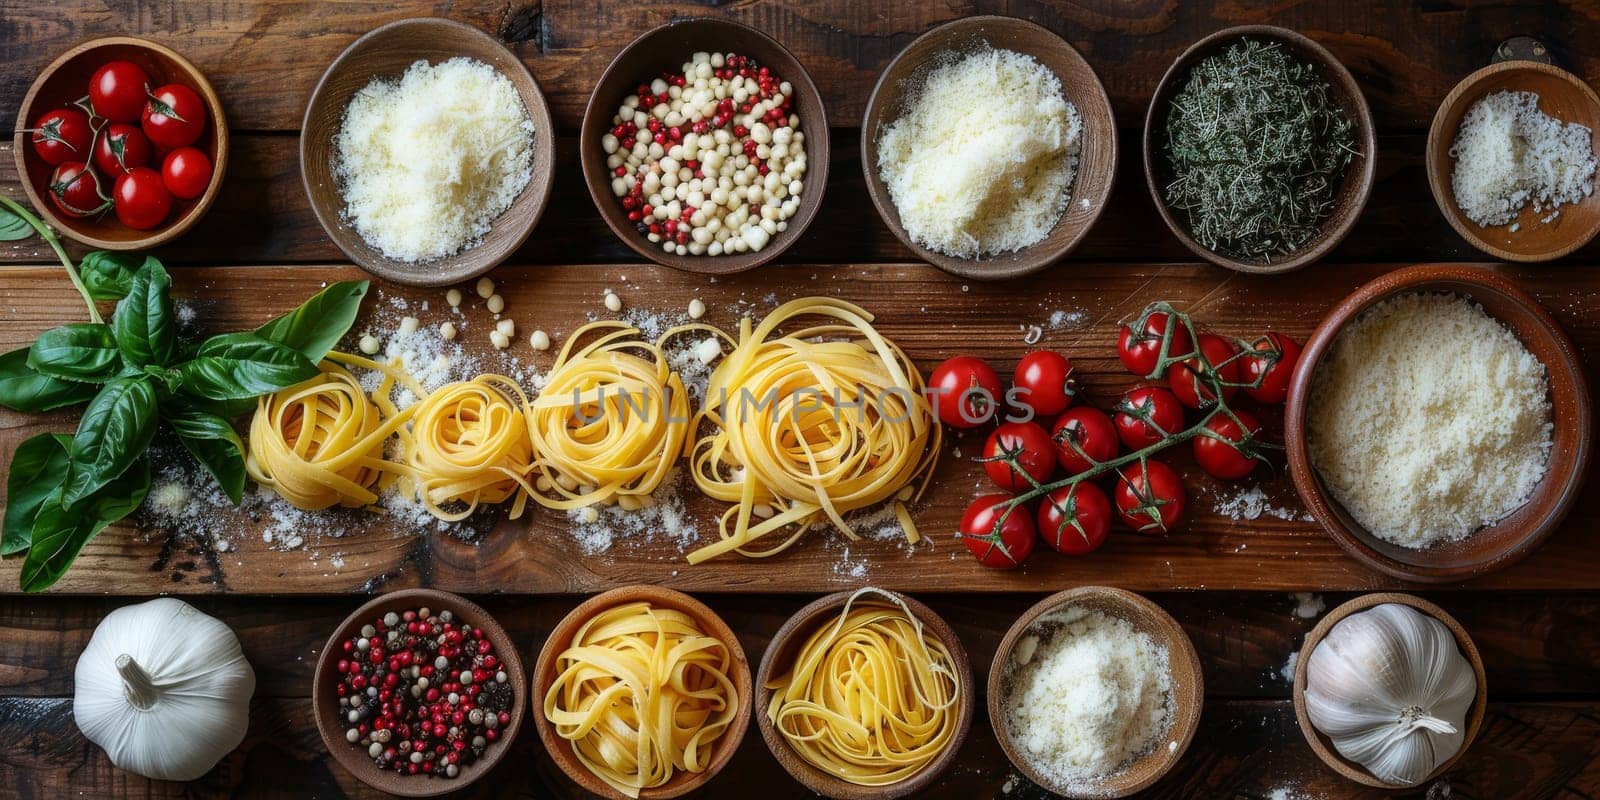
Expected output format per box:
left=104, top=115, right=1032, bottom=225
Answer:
left=1242, top=332, right=1303, bottom=405
left=982, top=421, right=1057, bottom=492
left=1113, top=386, right=1186, bottom=450
left=959, top=494, right=1036, bottom=569
left=112, top=167, right=173, bottom=230
left=89, top=60, right=150, bottom=122
left=1012, top=350, right=1075, bottom=417
left=93, top=122, right=153, bottom=176
left=1118, top=311, right=1194, bottom=377
left=1037, top=482, right=1112, bottom=555
left=161, top=147, right=212, bottom=199
left=142, top=83, right=206, bottom=149
left=1166, top=333, right=1242, bottom=409
left=928, top=356, right=1003, bottom=428
left=46, top=162, right=111, bottom=218
left=1194, top=409, right=1264, bottom=480
left=31, top=108, right=93, bottom=166
left=1114, top=460, right=1186, bottom=535
left=1050, top=407, right=1119, bottom=474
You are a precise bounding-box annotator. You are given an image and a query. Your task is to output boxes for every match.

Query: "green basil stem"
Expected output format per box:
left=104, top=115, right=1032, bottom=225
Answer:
left=0, top=196, right=101, bottom=324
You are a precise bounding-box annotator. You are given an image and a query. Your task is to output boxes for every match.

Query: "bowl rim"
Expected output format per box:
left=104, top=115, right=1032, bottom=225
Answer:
left=858, top=14, right=1118, bottom=281
left=1140, top=23, right=1377, bottom=274
left=578, top=17, right=830, bottom=275
left=12, top=34, right=230, bottom=251
left=1424, top=59, right=1600, bottom=263
left=1291, top=592, right=1489, bottom=788
left=1282, top=264, right=1594, bottom=582
left=986, top=586, right=1204, bottom=798
left=298, top=16, right=556, bottom=287
left=753, top=588, right=975, bottom=800
left=310, top=588, right=526, bottom=798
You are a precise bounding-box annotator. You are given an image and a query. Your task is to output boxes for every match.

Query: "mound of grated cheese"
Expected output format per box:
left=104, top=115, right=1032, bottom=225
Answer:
left=1306, top=292, right=1552, bottom=548
left=1449, top=90, right=1596, bottom=227
left=876, top=47, right=1081, bottom=259
left=335, top=57, right=535, bottom=263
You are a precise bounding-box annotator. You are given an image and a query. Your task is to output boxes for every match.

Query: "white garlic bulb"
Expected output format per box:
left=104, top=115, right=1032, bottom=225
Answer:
left=1304, top=603, right=1477, bottom=786
left=73, top=598, right=256, bottom=781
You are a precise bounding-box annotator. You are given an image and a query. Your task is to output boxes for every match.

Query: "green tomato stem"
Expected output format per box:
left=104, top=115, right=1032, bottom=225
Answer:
left=0, top=196, right=101, bottom=324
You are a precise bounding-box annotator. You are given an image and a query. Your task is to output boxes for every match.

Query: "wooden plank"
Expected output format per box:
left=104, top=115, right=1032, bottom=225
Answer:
left=1, top=262, right=1597, bottom=595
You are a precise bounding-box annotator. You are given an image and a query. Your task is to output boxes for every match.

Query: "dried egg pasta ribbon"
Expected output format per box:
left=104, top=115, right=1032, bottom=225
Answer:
left=401, top=374, right=537, bottom=521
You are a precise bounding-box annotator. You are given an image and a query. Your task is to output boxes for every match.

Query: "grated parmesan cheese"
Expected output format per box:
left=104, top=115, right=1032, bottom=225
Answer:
left=1449, top=90, right=1596, bottom=227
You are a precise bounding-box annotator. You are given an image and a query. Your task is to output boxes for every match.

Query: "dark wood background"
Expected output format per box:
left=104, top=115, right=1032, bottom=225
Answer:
left=2, top=1, right=1599, bottom=798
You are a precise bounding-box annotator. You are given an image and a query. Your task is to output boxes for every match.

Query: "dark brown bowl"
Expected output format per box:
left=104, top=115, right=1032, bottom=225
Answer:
left=1426, top=61, right=1600, bottom=262
left=988, top=586, right=1203, bottom=798
left=1142, top=25, right=1376, bottom=274
left=301, top=18, right=555, bottom=287
left=13, top=36, right=228, bottom=250
left=1284, top=265, right=1593, bottom=582
left=532, top=585, right=752, bottom=800
left=755, top=589, right=974, bottom=800
left=579, top=18, right=830, bottom=275
left=859, top=15, right=1116, bottom=281
left=311, top=589, right=526, bottom=797
left=1292, top=593, right=1488, bottom=788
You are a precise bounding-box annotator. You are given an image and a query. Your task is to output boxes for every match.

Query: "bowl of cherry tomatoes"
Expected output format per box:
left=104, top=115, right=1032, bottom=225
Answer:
left=13, top=36, right=226, bottom=250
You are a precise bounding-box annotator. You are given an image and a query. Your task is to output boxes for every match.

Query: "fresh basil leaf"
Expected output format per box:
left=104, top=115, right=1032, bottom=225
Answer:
left=26, top=324, right=120, bottom=383
left=256, top=280, right=369, bottom=362
left=0, top=205, right=31, bottom=242
left=2, top=434, right=72, bottom=555
left=111, top=259, right=176, bottom=367
left=62, top=377, right=158, bottom=507
left=19, top=457, right=149, bottom=593
left=0, top=348, right=95, bottom=411
left=167, top=408, right=245, bottom=504
left=79, top=252, right=153, bottom=301
left=175, top=332, right=318, bottom=400
left=184, top=395, right=257, bottom=419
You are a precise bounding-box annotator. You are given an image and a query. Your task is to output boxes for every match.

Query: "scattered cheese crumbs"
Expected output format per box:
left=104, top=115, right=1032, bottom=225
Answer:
left=693, top=337, right=722, bottom=365
left=476, top=277, right=495, bottom=299
left=439, top=322, right=457, bottom=341
left=495, top=318, right=515, bottom=337
left=604, top=291, right=623, bottom=312
left=486, top=293, right=505, bottom=314
left=530, top=329, right=551, bottom=351
left=489, top=331, right=510, bottom=349
left=358, top=334, right=381, bottom=355
left=1291, top=592, right=1326, bottom=620
left=1213, top=484, right=1308, bottom=522
left=446, top=288, right=462, bottom=308
left=688, top=298, right=706, bottom=319
left=1279, top=650, right=1300, bottom=683
left=149, top=481, right=189, bottom=514
left=398, top=316, right=419, bottom=335
left=1450, top=90, right=1597, bottom=227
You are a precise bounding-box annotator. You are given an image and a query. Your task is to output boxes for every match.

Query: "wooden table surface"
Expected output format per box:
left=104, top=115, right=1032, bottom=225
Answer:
left=2, top=1, right=1599, bottom=798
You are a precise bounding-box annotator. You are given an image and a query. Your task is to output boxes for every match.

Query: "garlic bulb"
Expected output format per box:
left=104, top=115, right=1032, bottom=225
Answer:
left=73, top=598, right=256, bottom=781
left=1304, top=603, right=1477, bottom=786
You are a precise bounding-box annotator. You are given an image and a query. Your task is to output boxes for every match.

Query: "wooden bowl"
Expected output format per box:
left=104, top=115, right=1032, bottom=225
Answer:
left=1142, top=25, right=1376, bottom=274
left=1426, top=61, right=1600, bottom=262
left=300, top=18, right=555, bottom=287
left=532, top=585, right=752, bottom=800
left=12, top=36, right=228, bottom=250
left=988, top=586, right=1203, bottom=798
left=1292, top=593, right=1488, bottom=788
left=311, top=589, right=526, bottom=797
left=580, top=18, right=829, bottom=275
left=1284, top=265, right=1593, bottom=582
left=755, top=589, right=974, bottom=800
left=859, top=15, right=1116, bottom=281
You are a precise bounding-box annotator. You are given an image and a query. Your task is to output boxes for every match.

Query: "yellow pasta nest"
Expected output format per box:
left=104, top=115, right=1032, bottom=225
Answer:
left=400, top=374, right=537, bottom=521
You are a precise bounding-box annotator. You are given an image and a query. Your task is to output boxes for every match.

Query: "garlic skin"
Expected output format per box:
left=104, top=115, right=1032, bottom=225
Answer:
left=1304, top=603, right=1477, bottom=787
left=73, top=598, right=256, bottom=781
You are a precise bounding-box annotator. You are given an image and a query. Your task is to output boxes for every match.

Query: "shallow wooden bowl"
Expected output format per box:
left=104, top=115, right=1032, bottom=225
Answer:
left=580, top=18, right=829, bottom=275
left=755, top=589, right=974, bottom=800
left=1292, top=593, right=1488, bottom=788
left=532, top=585, right=752, bottom=800
left=859, top=15, right=1116, bottom=281
left=300, top=17, right=555, bottom=287
left=13, top=36, right=228, bottom=250
left=988, top=586, right=1203, bottom=798
left=1142, top=25, right=1376, bottom=274
left=1426, top=61, right=1600, bottom=262
left=1284, top=265, right=1593, bottom=582
left=311, top=588, right=526, bottom=797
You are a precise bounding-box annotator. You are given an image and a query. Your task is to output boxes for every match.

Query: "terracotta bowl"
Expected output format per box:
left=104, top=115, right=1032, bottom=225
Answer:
left=1426, top=61, right=1600, bottom=262
left=532, top=585, right=752, bottom=800
left=13, top=36, right=228, bottom=250
left=300, top=17, right=556, bottom=287
left=1284, top=265, right=1593, bottom=582
left=988, top=586, right=1204, bottom=798
left=580, top=18, right=829, bottom=274
left=859, top=15, right=1116, bottom=281
left=1142, top=25, right=1376, bottom=273
left=311, top=589, right=526, bottom=797
left=755, top=589, right=974, bottom=800
left=1292, top=593, right=1488, bottom=788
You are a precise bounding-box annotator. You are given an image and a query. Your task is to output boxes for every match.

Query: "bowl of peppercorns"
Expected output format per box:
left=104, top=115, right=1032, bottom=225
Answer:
left=312, top=589, right=525, bottom=796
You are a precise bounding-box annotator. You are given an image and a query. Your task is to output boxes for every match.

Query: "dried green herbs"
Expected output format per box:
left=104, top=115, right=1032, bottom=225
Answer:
left=1162, top=38, right=1358, bottom=261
